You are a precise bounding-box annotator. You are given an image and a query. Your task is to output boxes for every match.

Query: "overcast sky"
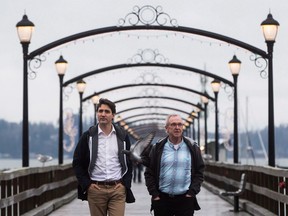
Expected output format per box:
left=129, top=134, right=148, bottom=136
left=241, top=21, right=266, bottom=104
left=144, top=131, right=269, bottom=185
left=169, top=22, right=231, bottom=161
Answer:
left=1, top=0, right=287, bottom=134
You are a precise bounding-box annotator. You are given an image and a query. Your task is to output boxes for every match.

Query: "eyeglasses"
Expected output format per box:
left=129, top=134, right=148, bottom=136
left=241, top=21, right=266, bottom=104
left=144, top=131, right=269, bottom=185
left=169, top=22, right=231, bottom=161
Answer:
left=169, top=123, right=183, bottom=128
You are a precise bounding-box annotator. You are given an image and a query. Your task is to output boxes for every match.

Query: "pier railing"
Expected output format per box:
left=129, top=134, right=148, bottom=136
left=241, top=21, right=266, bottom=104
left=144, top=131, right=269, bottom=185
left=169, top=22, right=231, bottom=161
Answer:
left=204, top=161, right=288, bottom=216
left=0, top=164, right=77, bottom=216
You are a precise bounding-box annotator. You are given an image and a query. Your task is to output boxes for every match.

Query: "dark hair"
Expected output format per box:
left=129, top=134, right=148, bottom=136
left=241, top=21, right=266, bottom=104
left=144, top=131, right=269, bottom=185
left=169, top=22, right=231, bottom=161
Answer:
left=96, top=98, right=116, bottom=114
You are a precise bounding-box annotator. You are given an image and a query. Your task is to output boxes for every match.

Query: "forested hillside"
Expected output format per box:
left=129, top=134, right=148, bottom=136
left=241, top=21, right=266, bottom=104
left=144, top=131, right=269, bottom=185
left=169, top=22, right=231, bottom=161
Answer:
left=0, top=119, right=287, bottom=159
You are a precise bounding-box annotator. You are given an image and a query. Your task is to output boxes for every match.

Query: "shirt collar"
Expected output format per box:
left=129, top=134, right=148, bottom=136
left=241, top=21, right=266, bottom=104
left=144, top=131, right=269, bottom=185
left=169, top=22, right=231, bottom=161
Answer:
left=98, top=124, right=116, bottom=136
left=167, top=138, right=184, bottom=149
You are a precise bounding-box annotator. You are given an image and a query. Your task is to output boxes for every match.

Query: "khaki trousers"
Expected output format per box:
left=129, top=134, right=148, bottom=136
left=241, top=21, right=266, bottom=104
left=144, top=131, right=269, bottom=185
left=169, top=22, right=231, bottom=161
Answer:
left=87, top=183, right=126, bottom=216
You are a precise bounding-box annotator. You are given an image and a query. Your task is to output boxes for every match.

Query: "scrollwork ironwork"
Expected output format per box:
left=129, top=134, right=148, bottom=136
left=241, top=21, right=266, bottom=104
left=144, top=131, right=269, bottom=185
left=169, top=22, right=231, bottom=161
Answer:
left=134, top=72, right=164, bottom=84
left=63, top=85, right=74, bottom=101
left=27, top=54, right=46, bottom=79
left=127, top=49, right=169, bottom=64
left=223, top=83, right=233, bottom=101
left=118, top=5, right=178, bottom=27
left=250, top=54, right=268, bottom=78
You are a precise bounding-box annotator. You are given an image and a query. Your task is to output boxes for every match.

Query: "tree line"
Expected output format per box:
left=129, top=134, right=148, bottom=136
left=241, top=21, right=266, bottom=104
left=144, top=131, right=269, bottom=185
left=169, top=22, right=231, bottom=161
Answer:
left=0, top=118, right=287, bottom=159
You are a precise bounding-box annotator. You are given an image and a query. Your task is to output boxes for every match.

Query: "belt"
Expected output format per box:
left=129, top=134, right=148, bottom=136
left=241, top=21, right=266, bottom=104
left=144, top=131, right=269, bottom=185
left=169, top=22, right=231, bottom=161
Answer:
left=160, top=192, right=186, bottom=198
left=91, top=179, right=122, bottom=186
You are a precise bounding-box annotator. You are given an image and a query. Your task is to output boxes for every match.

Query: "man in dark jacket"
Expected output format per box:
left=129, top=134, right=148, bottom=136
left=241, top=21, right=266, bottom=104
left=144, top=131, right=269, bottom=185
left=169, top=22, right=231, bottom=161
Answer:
left=144, top=114, right=205, bottom=216
left=73, top=98, right=135, bottom=216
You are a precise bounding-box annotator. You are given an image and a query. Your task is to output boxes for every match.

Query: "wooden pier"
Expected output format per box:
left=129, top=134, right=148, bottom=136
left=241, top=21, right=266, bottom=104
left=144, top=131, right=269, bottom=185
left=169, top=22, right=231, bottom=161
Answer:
left=48, top=182, right=252, bottom=216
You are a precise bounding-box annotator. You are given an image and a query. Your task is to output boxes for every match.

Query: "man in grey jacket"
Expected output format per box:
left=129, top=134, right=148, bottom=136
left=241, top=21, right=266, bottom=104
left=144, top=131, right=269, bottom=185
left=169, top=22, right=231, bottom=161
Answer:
left=73, top=98, right=135, bottom=216
left=144, top=114, right=205, bottom=216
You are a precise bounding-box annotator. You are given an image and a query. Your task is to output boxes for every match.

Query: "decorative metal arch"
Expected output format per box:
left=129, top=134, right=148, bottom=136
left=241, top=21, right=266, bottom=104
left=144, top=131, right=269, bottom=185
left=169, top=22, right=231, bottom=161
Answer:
left=126, top=117, right=166, bottom=126
left=82, top=83, right=215, bottom=102
left=116, top=112, right=184, bottom=123
left=116, top=105, right=191, bottom=116
left=113, top=96, right=203, bottom=111
left=28, top=9, right=267, bottom=60
left=63, top=63, right=234, bottom=87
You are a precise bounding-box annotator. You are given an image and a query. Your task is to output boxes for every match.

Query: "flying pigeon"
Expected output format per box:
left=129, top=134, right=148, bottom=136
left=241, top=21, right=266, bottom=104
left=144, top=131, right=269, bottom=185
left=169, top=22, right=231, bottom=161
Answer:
left=123, top=131, right=155, bottom=165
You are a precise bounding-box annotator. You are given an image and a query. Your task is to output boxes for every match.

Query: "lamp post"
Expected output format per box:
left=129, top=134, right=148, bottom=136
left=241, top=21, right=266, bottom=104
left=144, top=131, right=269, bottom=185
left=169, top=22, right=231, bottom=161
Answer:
left=77, top=80, right=86, bottom=139
left=55, top=55, right=68, bottom=165
left=187, top=116, right=193, bottom=138
left=91, top=95, right=99, bottom=125
left=195, top=103, right=201, bottom=145
left=229, top=55, right=241, bottom=212
left=16, top=15, right=34, bottom=167
left=201, top=93, right=209, bottom=154
left=261, top=13, right=279, bottom=167
left=192, top=120, right=195, bottom=140
left=191, top=110, right=197, bottom=141
left=229, top=55, right=241, bottom=164
left=211, top=80, right=221, bottom=161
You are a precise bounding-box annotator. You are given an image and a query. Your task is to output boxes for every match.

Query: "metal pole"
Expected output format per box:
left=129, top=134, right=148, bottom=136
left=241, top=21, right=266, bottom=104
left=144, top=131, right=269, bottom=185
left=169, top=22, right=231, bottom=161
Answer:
left=94, top=103, right=97, bottom=125
left=22, top=42, right=29, bottom=167
left=192, top=122, right=195, bottom=140
left=267, top=41, right=275, bottom=167
left=233, top=75, right=239, bottom=164
left=79, top=92, right=83, bottom=139
left=204, top=103, right=208, bottom=154
left=197, top=112, right=200, bottom=145
left=214, top=92, right=219, bottom=161
left=58, top=74, right=64, bottom=165
left=233, top=74, right=239, bottom=212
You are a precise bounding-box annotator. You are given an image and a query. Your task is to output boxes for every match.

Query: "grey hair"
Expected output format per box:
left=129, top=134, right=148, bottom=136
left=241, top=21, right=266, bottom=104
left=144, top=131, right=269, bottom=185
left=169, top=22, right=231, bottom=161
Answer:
left=165, top=114, right=181, bottom=127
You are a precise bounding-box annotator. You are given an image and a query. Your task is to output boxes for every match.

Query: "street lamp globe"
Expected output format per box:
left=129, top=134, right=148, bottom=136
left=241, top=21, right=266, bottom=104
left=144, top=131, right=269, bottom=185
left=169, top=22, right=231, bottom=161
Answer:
left=16, top=15, right=34, bottom=43
left=187, top=116, right=193, bottom=123
left=261, top=13, right=279, bottom=42
left=76, top=80, right=87, bottom=93
left=191, top=110, right=197, bottom=118
left=116, top=115, right=122, bottom=123
left=211, top=79, right=221, bottom=93
left=91, top=95, right=100, bottom=105
left=201, top=95, right=209, bottom=105
left=229, top=55, right=241, bottom=76
left=55, top=55, right=68, bottom=75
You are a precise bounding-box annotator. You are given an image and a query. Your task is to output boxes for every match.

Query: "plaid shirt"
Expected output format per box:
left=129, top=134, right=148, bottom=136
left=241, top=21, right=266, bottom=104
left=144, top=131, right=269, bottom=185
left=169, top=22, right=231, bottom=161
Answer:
left=159, top=139, right=192, bottom=195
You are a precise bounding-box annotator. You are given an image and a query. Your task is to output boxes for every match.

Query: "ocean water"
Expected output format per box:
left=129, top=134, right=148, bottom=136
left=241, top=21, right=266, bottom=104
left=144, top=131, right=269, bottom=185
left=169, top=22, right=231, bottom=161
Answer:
left=0, top=158, right=73, bottom=170
left=0, top=157, right=287, bottom=170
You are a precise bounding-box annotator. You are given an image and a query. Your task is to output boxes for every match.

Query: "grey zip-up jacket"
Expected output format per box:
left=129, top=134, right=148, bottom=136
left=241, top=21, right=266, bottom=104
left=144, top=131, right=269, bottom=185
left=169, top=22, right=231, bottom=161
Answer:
left=72, top=124, right=135, bottom=203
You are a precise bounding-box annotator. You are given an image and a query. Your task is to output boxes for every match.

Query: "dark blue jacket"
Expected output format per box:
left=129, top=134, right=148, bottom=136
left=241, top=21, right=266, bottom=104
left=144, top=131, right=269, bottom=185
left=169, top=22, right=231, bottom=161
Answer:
left=72, top=124, right=135, bottom=203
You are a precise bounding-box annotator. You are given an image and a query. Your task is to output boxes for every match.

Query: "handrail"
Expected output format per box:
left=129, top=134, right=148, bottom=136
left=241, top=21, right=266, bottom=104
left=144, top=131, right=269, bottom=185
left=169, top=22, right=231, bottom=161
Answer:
left=204, top=161, right=288, bottom=215
left=0, top=164, right=77, bottom=216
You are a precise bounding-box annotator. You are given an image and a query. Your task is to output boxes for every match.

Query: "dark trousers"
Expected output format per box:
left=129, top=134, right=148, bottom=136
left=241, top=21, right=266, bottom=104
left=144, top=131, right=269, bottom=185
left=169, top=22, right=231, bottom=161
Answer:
left=152, top=193, right=195, bottom=216
left=133, top=164, right=142, bottom=183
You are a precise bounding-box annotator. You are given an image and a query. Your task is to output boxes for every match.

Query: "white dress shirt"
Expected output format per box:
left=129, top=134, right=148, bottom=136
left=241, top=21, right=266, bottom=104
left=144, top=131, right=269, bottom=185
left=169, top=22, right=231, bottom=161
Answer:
left=90, top=125, right=122, bottom=181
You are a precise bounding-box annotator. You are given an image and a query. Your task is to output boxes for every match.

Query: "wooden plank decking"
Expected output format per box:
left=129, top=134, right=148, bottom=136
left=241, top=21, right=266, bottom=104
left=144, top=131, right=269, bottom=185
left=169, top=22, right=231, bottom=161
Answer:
left=48, top=182, right=252, bottom=216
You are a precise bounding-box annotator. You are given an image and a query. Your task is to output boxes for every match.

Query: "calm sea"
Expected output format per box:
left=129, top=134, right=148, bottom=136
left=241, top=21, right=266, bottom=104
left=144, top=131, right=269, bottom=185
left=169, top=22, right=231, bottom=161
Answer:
left=0, top=158, right=73, bottom=170
left=0, top=158, right=287, bottom=170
